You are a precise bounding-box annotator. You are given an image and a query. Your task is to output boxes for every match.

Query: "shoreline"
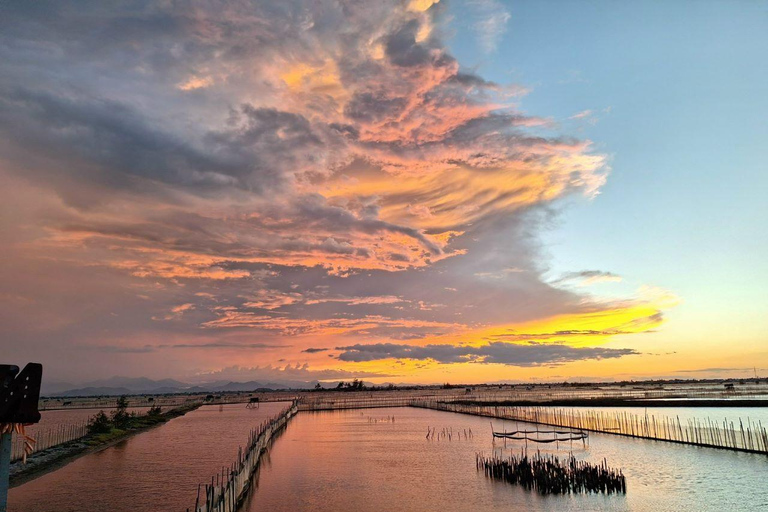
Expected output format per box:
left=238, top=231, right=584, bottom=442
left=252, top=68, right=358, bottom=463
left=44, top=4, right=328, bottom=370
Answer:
left=9, top=403, right=200, bottom=488
left=451, top=398, right=768, bottom=408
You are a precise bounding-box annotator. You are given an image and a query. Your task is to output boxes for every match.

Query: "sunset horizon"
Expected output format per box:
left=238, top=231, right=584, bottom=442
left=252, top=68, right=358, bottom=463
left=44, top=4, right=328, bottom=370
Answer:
left=2, top=2, right=768, bottom=511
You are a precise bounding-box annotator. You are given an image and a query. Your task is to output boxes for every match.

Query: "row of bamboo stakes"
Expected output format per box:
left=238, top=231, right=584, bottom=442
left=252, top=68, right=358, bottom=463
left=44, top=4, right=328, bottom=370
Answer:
left=10, top=421, right=90, bottom=462
left=192, top=400, right=299, bottom=512
left=10, top=405, right=191, bottom=463
left=297, top=384, right=767, bottom=411
left=413, top=401, right=768, bottom=455
left=298, top=396, right=768, bottom=454
left=298, top=396, right=415, bottom=411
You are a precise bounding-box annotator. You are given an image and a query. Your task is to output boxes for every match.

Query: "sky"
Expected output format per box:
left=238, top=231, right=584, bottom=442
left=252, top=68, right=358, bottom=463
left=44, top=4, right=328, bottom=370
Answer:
left=1, top=0, right=765, bottom=387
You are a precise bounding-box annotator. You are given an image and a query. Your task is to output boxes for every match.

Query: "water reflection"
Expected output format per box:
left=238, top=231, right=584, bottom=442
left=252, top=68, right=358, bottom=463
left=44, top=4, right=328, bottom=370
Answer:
left=245, top=407, right=768, bottom=512
left=9, top=402, right=289, bottom=512
left=9, top=404, right=768, bottom=512
left=561, top=405, right=768, bottom=428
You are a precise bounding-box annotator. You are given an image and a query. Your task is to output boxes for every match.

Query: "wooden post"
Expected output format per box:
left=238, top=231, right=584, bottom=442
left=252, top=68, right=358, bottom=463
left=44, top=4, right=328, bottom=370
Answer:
left=0, top=432, right=12, bottom=512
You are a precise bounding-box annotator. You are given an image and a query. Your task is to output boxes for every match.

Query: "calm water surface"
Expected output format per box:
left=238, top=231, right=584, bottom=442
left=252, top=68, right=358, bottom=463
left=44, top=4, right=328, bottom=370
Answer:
left=9, top=402, right=289, bottom=512
left=8, top=404, right=768, bottom=511
left=245, top=407, right=768, bottom=512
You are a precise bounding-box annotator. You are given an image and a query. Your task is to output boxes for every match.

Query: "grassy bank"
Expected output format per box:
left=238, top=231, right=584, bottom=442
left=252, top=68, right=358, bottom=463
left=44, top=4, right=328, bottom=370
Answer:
left=9, top=403, right=200, bottom=487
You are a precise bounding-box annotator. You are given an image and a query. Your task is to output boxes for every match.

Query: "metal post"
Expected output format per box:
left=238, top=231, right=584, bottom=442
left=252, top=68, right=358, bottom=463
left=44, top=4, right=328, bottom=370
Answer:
left=0, top=432, right=12, bottom=512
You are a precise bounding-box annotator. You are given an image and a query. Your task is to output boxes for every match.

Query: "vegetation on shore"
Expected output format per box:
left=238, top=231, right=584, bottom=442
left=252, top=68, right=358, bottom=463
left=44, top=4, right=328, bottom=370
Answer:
left=83, top=397, right=175, bottom=445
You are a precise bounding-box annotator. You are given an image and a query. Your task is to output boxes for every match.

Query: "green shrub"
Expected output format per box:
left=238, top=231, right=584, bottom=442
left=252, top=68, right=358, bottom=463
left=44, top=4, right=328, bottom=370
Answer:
left=111, top=396, right=134, bottom=429
left=88, top=411, right=112, bottom=434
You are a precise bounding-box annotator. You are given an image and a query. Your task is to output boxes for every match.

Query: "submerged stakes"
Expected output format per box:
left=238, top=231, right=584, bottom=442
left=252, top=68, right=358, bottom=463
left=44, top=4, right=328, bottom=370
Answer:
left=476, top=452, right=626, bottom=495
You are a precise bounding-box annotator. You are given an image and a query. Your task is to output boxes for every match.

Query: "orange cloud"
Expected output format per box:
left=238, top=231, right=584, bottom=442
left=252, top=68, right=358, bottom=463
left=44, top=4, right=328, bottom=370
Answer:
left=0, top=0, right=676, bottom=385
left=177, top=75, right=214, bottom=91
left=201, top=311, right=464, bottom=337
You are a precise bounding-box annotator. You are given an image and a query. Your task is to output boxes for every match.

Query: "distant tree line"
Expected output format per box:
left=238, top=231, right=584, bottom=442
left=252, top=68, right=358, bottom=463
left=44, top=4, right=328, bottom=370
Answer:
left=313, top=379, right=392, bottom=391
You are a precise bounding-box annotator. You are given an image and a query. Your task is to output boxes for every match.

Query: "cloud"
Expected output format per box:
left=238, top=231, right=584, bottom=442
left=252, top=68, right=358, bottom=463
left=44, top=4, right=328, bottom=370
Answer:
left=487, top=329, right=639, bottom=341
left=242, top=290, right=304, bottom=310
left=177, top=76, right=214, bottom=91
left=201, top=311, right=462, bottom=339
left=568, top=109, right=605, bottom=126
left=191, top=363, right=392, bottom=383
left=674, top=367, right=764, bottom=374
left=569, top=110, right=594, bottom=120
left=335, top=341, right=638, bottom=366
left=469, top=0, right=512, bottom=53
left=83, top=341, right=284, bottom=352
left=161, top=342, right=285, bottom=350
left=153, top=303, right=196, bottom=321
left=302, top=347, right=330, bottom=353
left=0, top=0, right=666, bottom=385
left=81, top=345, right=158, bottom=354
left=553, top=270, right=623, bottom=286
left=0, top=0, right=607, bottom=277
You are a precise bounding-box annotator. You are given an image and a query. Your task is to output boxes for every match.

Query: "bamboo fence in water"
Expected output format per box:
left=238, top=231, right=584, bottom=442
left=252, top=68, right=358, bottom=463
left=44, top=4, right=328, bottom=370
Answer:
left=192, top=400, right=299, bottom=512
left=11, top=421, right=90, bottom=462
left=413, top=401, right=768, bottom=455
left=11, top=406, right=191, bottom=462
left=298, top=396, right=416, bottom=411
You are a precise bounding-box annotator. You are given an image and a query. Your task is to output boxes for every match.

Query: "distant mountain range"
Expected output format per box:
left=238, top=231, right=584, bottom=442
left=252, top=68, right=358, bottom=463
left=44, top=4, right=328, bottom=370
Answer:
left=45, top=376, right=334, bottom=396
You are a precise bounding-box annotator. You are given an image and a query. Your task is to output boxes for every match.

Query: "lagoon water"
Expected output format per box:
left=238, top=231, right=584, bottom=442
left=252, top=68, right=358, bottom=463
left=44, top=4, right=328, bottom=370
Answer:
left=8, top=404, right=768, bottom=511
left=245, top=407, right=768, bottom=512
left=9, top=402, right=289, bottom=512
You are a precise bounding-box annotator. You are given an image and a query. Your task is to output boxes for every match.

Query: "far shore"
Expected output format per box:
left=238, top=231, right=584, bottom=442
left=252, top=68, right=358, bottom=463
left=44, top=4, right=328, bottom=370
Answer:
left=451, top=398, right=768, bottom=408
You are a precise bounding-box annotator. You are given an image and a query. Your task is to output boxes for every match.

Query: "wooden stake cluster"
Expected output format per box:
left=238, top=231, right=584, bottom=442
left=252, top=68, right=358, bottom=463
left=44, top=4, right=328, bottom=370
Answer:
left=192, top=400, right=299, bottom=512
left=414, top=401, right=768, bottom=455
left=477, top=452, right=626, bottom=495
left=425, top=426, right=473, bottom=441
left=366, top=415, right=395, bottom=423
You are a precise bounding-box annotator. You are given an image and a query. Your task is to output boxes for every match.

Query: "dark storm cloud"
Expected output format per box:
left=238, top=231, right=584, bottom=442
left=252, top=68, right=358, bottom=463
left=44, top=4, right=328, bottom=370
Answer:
left=344, top=92, right=409, bottom=123
left=383, top=17, right=456, bottom=69
left=0, top=91, right=338, bottom=197
left=335, top=342, right=638, bottom=366
left=0, top=0, right=661, bottom=387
